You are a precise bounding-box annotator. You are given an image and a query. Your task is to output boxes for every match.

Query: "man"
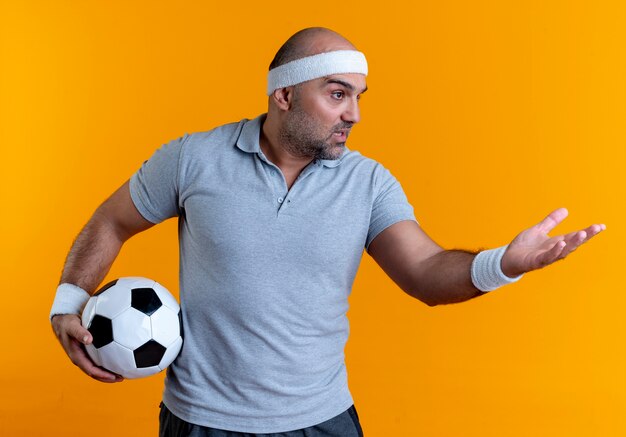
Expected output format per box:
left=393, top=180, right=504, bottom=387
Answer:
left=50, top=27, right=605, bottom=436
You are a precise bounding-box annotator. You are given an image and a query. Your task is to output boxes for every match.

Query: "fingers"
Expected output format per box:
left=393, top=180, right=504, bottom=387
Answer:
left=52, top=314, right=124, bottom=383
left=66, top=338, right=124, bottom=383
left=554, top=223, right=607, bottom=260
left=537, top=239, right=567, bottom=267
left=582, top=223, right=606, bottom=242
left=537, top=207, right=569, bottom=234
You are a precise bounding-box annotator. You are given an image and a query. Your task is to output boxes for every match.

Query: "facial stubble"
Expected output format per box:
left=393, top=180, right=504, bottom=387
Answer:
left=278, top=95, right=349, bottom=161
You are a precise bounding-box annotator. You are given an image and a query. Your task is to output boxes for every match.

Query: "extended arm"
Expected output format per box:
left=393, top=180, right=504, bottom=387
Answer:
left=368, top=208, right=606, bottom=307
left=51, top=180, right=155, bottom=382
left=367, top=221, right=482, bottom=306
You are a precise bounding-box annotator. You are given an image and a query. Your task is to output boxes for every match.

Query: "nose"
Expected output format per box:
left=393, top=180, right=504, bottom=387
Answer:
left=341, top=97, right=360, bottom=124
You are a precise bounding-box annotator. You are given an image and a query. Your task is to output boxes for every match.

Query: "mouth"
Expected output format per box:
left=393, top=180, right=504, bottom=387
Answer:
left=332, top=130, right=349, bottom=139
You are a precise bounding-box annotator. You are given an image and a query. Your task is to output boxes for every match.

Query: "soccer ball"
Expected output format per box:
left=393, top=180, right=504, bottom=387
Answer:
left=81, top=277, right=183, bottom=379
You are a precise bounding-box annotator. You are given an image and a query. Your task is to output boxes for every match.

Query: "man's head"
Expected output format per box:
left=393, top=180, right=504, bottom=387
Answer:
left=266, top=28, right=368, bottom=161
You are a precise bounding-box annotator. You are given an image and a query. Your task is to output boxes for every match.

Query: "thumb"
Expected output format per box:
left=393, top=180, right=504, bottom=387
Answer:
left=68, top=318, right=92, bottom=345
left=537, top=207, right=568, bottom=234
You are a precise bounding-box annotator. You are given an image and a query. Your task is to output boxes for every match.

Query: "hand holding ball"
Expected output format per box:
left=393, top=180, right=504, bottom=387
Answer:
left=81, top=277, right=183, bottom=379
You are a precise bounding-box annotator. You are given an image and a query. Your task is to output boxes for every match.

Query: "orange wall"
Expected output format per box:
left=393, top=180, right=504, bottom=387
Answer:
left=1, top=1, right=623, bottom=436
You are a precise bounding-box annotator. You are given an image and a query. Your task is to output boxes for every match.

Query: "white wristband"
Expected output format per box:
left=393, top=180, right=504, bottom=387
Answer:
left=471, top=245, right=524, bottom=292
left=49, top=283, right=91, bottom=321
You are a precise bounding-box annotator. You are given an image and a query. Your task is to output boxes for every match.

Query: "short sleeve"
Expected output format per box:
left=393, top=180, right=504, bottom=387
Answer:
left=365, top=166, right=418, bottom=251
left=129, top=134, right=188, bottom=224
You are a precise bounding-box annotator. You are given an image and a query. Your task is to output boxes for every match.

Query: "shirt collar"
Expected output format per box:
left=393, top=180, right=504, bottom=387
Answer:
left=236, top=113, right=350, bottom=168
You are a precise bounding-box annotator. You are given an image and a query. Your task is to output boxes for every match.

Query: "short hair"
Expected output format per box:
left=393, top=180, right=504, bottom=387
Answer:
left=268, top=30, right=308, bottom=71
left=268, top=27, right=345, bottom=71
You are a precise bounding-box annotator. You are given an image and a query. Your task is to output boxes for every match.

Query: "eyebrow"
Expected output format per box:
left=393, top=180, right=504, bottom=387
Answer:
left=324, top=78, right=368, bottom=94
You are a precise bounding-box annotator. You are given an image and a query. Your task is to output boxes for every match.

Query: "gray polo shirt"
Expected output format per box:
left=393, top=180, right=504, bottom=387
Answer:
left=129, top=113, right=417, bottom=433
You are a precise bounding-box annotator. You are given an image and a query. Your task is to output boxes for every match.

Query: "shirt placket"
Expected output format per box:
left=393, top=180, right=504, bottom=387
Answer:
left=256, top=152, right=320, bottom=216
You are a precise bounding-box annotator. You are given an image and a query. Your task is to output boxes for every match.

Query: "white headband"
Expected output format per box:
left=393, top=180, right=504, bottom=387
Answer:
left=266, top=50, right=368, bottom=95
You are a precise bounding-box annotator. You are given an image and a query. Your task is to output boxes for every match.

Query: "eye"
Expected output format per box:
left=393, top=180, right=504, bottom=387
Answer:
left=331, top=91, right=344, bottom=100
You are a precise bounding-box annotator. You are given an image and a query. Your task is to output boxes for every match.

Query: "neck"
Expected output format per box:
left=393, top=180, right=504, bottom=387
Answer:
left=260, top=114, right=314, bottom=174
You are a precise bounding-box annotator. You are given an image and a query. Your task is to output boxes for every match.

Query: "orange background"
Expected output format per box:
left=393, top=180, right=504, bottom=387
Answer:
left=1, top=1, right=623, bottom=436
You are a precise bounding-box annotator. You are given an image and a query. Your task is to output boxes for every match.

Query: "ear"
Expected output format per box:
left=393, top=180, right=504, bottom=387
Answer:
left=271, top=87, right=294, bottom=111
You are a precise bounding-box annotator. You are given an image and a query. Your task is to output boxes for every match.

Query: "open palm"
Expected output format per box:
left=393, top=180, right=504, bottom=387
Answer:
left=501, top=208, right=606, bottom=278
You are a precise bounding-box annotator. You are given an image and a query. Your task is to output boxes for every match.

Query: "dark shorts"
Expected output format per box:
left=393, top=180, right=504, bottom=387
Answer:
left=159, top=402, right=364, bottom=437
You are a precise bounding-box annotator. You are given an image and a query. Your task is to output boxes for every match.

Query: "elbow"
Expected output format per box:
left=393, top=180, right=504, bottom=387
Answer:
left=405, top=287, right=440, bottom=307
left=422, top=297, right=440, bottom=307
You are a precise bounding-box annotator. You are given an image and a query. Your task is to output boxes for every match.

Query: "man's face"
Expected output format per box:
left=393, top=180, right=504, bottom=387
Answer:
left=278, top=73, right=368, bottom=160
